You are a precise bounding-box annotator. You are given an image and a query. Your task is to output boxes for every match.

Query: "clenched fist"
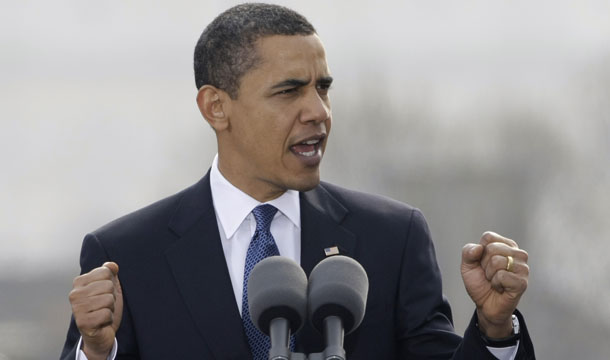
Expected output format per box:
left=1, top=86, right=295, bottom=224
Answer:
left=69, top=262, right=123, bottom=360
left=461, top=232, right=530, bottom=339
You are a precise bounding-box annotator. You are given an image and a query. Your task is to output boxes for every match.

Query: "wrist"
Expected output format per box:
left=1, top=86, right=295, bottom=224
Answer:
left=476, top=309, right=514, bottom=339
left=477, top=313, right=521, bottom=347
left=82, top=343, right=111, bottom=360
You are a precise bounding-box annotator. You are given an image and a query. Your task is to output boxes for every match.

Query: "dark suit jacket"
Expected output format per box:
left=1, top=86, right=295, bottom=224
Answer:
left=61, top=172, right=535, bottom=359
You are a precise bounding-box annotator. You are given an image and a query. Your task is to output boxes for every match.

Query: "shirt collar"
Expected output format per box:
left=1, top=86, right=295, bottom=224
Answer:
left=210, top=154, right=301, bottom=239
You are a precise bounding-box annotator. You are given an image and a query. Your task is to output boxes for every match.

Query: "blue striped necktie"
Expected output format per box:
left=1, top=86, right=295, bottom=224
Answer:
left=241, top=204, right=295, bottom=359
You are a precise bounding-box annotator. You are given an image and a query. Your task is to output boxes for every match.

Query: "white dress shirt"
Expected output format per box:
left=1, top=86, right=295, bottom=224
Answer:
left=76, top=154, right=516, bottom=360
left=209, top=154, right=301, bottom=314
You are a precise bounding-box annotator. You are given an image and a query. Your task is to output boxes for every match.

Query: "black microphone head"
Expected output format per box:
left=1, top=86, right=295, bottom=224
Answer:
left=308, top=255, right=369, bottom=335
left=247, top=256, right=308, bottom=335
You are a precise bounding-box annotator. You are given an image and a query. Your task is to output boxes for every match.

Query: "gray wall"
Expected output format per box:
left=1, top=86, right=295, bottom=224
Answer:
left=1, top=1, right=609, bottom=359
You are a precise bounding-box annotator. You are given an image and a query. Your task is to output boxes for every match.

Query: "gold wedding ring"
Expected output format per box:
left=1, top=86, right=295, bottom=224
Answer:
left=506, top=255, right=514, bottom=272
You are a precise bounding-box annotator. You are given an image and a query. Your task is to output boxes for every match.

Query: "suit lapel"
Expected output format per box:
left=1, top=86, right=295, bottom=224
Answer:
left=300, top=183, right=357, bottom=276
left=162, top=176, right=355, bottom=358
left=164, top=172, right=252, bottom=360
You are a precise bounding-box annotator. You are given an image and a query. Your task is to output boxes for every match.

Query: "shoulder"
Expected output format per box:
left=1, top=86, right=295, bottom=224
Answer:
left=311, top=182, right=436, bottom=285
left=91, top=187, right=186, bottom=240
left=317, top=181, right=425, bottom=225
left=87, top=174, right=210, bottom=254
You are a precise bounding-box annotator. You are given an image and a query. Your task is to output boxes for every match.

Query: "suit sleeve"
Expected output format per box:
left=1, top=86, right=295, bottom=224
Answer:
left=59, top=234, right=140, bottom=360
left=395, top=209, right=535, bottom=359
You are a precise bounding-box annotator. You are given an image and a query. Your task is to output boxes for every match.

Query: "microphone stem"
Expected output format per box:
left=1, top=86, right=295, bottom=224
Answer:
left=323, top=316, right=345, bottom=360
left=269, top=317, right=290, bottom=360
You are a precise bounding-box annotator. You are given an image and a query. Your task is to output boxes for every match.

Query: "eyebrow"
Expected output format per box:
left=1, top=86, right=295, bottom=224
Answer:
left=271, top=78, right=309, bottom=89
left=318, top=76, right=333, bottom=86
left=270, top=76, right=334, bottom=90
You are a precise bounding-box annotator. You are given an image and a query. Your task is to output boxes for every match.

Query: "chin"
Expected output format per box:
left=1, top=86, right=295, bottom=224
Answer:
left=287, top=174, right=321, bottom=192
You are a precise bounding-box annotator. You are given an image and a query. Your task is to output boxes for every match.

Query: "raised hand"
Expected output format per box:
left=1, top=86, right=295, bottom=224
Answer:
left=69, top=262, right=123, bottom=360
left=461, top=232, right=529, bottom=338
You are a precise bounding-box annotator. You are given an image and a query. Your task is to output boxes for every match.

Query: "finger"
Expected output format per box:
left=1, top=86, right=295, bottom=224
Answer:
left=461, top=243, right=484, bottom=269
left=112, top=279, right=124, bottom=332
left=69, top=279, right=115, bottom=304
left=77, top=308, right=115, bottom=335
left=73, top=265, right=117, bottom=288
left=480, top=231, right=519, bottom=249
left=72, top=293, right=116, bottom=315
left=484, top=254, right=530, bottom=280
left=108, top=267, right=122, bottom=299
left=484, top=242, right=528, bottom=259
left=490, top=270, right=529, bottom=295
left=481, top=243, right=528, bottom=269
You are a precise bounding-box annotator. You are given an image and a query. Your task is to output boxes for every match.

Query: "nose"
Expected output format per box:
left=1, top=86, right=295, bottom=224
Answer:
left=299, top=88, right=331, bottom=124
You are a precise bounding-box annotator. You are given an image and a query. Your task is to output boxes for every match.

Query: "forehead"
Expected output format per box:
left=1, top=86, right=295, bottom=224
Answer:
left=248, top=34, right=330, bottom=82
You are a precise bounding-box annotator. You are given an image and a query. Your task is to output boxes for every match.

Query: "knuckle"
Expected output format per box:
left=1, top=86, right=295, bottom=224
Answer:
left=519, top=277, right=529, bottom=290
left=488, top=242, right=505, bottom=253
left=91, top=280, right=113, bottom=295
left=90, top=266, right=112, bottom=279
left=484, top=242, right=497, bottom=251
left=100, top=279, right=114, bottom=292
left=499, top=242, right=512, bottom=251
left=73, top=274, right=86, bottom=287
left=100, top=266, right=113, bottom=278
left=75, top=314, right=92, bottom=331
left=521, top=249, right=529, bottom=262
left=68, top=288, right=80, bottom=303
left=100, top=308, right=114, bottom=325
left=490, top=255, right=503, bottom=268
left=97, top=279, right=112, bottom=291
left=71, top=302, right=85, bottom=316
left=102, top=293, right=116, bottom=308
left=461, top=244, right=471, bottom=254
left=85, top=309, right=112, bottom=329
left=482, top=231, right=496, bottom=240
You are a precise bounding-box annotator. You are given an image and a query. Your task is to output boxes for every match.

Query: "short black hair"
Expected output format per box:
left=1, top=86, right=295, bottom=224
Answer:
left=193, top=3, right=316, bottom=98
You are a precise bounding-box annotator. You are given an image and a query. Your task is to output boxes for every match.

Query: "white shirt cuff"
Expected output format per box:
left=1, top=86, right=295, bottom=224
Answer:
left=75, top=336, right=118, bottom=360
left=487, top=341, right=519, bottom=360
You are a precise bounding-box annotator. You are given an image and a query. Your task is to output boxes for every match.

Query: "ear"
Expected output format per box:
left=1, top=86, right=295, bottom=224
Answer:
left=196, top=85, right=230, bottom=131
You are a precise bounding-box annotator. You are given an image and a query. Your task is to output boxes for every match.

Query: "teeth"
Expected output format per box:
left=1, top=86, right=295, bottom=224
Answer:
left=302, top=139, right=319, bottom=145
left=298, top=150, right=316, bottom=156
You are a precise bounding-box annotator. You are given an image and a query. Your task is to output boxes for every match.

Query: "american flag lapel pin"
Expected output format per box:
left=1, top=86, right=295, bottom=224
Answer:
left=324, top=246, right=340, bottom=256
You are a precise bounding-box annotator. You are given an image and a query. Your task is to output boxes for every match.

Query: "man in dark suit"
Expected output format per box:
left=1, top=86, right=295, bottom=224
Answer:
left=61, top=3, right=535, bottom=360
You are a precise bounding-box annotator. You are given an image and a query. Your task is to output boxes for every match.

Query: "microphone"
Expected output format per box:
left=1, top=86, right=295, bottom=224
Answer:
left=248, top=256, right=308, bottom=360
left=307, top=255, right=369, bottom=360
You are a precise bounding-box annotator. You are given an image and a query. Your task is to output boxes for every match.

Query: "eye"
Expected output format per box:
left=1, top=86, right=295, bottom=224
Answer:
left=276, top=87, right=298, bottom=96
left=317, top=83, right=332, bottom=95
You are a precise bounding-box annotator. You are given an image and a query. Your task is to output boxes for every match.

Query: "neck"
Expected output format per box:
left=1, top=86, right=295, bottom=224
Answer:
left=216, top=156, right=286, bottom=203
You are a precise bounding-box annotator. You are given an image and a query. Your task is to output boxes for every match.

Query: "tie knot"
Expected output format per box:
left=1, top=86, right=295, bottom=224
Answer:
left=252, top=204, right=278, bottom=232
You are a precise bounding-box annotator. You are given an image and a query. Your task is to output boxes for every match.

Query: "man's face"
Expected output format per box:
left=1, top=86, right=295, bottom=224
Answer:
left=218, top=34, right=332, bottom=201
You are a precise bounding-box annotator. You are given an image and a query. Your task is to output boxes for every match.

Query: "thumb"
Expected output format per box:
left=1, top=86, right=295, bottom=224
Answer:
left=102, top=261, right=122, bottom=296
left=113, top=280, right=124, bottom=332
left=102, top=262, right=119, bottom=276
left=461, top=243, right=483, bottom=270
left=102, top=262, right=124, bottom=332
left=102, top=261, right=122, bottom=293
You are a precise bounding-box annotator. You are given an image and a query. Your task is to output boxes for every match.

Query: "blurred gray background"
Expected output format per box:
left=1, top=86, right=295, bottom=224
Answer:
left=1, top=0, right=609, bottom=359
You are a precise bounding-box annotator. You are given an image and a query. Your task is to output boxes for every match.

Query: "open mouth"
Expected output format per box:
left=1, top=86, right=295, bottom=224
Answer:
left=290, top=135, right=325, bottom=158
